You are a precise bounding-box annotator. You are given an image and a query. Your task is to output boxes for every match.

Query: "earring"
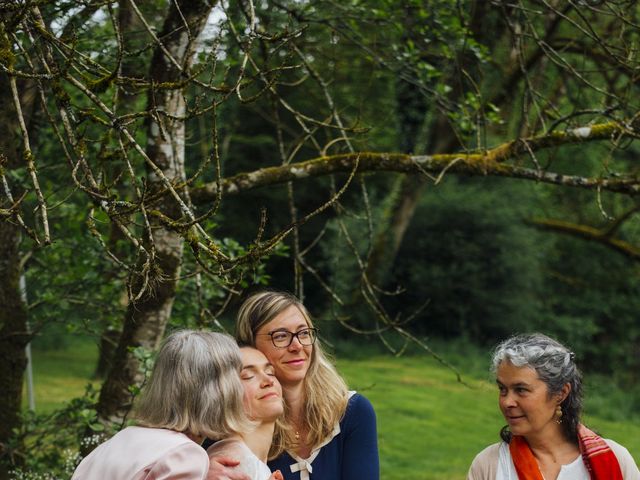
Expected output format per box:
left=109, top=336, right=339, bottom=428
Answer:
left=555, top=405, right=563, bottom=424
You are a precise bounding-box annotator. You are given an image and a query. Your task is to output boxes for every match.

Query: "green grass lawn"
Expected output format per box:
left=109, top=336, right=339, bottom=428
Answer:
left=23, top=338, right=99, bottom=412
left=25, top=341, right=640, bottom=480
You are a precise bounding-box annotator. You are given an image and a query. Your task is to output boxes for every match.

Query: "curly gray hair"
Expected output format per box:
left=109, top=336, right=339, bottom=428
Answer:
left=492, top=333, right=583, bottom=443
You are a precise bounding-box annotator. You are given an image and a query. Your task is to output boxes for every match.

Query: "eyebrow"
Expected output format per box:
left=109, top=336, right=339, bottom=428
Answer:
left=241, top=362, right=274, bottom=371
left=496, top=379, right=531, bottom=388
left=269, top=325, right=309, bottom=333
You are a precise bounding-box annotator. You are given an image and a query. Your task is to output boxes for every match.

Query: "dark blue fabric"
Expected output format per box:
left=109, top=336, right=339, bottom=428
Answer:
left=268, top=393, right=379, bottom=480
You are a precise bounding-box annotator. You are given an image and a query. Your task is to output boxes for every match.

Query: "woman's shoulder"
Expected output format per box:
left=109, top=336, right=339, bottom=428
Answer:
left=209, top=439, right=271, bottom=479
left=467, top=443, right=502, bottom=480
left=345, top=392, right=375, bottom=415
left=116, top=426, right=196, bottom=450
left=128, top=429, right=208, bottom=478
left=207, top=438, right=249, bottom=458
left=604, top=439, right=640, bottom=479
left=471, top=442, right=502, bottom=462
left=341, top=392, right=376, bottom=427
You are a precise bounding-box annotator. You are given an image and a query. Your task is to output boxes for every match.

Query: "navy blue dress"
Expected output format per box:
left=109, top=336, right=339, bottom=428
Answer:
left=268, top=393, right=379, bottom=480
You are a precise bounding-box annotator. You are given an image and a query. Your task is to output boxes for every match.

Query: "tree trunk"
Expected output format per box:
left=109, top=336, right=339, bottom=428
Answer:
left=93, top=327, right=121, bottom=379
left=95, top=0, right=214, bottom=426
left=0, top=42, right=38, bottom=475
left=0, top=222, right=28, bottom=480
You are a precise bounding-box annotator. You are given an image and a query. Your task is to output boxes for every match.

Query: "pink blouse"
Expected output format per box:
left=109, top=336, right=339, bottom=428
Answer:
left=71, top=426, right=209, bottom=480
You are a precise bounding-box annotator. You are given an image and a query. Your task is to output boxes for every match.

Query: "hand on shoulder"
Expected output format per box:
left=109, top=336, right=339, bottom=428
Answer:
left=207, top=455, right=251, bottom=480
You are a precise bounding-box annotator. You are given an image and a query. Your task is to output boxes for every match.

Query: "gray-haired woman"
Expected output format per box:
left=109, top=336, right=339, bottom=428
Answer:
left=468, top=333, right=639, bottom=480
left=72, top=330, right=251, bottom=480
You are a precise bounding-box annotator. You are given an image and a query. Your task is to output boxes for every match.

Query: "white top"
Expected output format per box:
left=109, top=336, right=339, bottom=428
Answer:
left=71, top=426, right=209, bottom=480
left=496, top=441, right=589, bottom=480
left=208, top=438, right=272, bottom=480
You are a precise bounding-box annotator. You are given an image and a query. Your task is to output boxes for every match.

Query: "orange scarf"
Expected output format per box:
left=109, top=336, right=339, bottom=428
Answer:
left=508, top=424, right=623, bottom=480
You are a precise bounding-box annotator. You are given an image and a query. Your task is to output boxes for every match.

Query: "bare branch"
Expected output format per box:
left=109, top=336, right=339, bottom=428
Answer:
left=528, top=217, right=640, bottom=261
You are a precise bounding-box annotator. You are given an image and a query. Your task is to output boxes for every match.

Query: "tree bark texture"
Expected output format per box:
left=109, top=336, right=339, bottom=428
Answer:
left=0, top=221, right=28, bottom=480
left=0, top=72, right=31, bottom=478
left=95, top=0, right=214, bottom=425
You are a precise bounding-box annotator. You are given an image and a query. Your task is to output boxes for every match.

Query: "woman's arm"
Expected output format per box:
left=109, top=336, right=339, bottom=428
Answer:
left=207, top=457, right=251, bottom=480
left=207, top=440, right=252, bottom=480
left=466, top=443, right=500, bottom=480
left=340, top=394, right=380, bottom=480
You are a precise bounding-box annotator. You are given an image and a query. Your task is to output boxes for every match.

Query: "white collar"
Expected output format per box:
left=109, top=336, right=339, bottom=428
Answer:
left=285, top=391, right=356, bottom=479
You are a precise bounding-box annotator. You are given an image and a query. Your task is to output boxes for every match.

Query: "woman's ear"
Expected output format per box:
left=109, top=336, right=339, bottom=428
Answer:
left=558, top=382, right=571, bottom=403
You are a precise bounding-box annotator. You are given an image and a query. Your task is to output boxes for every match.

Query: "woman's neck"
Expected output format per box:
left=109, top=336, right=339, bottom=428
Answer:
left=241, top=421, right=276, bottom=463
left=282, top=382, right=313, bottom=458
left=282, top=382, right=306, bottom=422
left=525, top=426, right=579, bottom=463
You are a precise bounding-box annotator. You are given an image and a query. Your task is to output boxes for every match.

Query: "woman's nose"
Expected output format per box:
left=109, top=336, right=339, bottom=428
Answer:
left=288, top=335, right=303, bottom=351
left=501, top=391, right=516, bottom=407
left=261, top=373, right=275, bottom=387
left=289, top=336, right=302, bottom=352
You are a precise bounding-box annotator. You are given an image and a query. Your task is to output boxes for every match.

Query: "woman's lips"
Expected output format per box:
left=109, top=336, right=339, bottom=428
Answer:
left=506, top=415, right=525, bottom=423
left=285, top=358, right=305, bottom=366
left=260, top=392, right=280, bottom=400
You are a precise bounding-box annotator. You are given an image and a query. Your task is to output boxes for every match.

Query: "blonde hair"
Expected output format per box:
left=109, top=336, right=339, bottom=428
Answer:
left=236, top=290, right=349, bottom=457
left=134, top=330, right=251, bottom=440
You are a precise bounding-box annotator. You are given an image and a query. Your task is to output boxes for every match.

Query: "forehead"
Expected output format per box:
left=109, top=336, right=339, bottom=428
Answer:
left=240, top=347, right=269, bottom=366
left=260, top=305, right=308, bottom=332
left=496, top=361, right=541, bottom=385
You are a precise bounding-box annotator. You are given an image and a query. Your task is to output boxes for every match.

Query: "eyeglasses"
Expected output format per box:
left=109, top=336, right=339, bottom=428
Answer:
left=259, top=328, right=318, bottom=348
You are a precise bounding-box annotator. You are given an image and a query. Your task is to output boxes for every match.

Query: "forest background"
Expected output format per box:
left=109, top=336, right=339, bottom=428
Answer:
left=1, top=0, right=640, bottom=478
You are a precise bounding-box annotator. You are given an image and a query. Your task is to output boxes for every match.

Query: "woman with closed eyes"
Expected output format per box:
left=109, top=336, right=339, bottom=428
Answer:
left=235, top=290, right=379, bottom=480
left=208, top=346, right=285, bottom=480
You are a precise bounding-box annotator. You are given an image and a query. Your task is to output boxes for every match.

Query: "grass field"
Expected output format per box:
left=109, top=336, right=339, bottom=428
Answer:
left=26, top=339, right=640, bottom=480
left=25, top=338, right=99, bottom=412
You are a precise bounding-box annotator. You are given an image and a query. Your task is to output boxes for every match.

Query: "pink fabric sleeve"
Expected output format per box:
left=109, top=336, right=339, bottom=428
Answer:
left=144, top=441, right=209, bottom=480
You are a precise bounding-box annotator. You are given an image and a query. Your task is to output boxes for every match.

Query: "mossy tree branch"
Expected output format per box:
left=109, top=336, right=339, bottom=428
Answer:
left=191, top=119, right=640, bottom=203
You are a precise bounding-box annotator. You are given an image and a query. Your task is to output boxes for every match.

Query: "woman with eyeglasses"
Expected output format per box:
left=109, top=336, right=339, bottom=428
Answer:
left=234, top=290, right=379, bottom=480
